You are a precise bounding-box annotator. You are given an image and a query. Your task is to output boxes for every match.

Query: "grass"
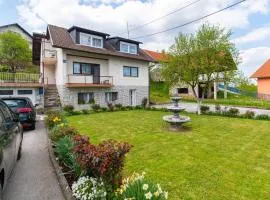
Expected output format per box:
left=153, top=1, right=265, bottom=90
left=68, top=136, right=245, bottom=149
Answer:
left=68, top=110, right=270, bottom=200
left=150, top=81, right=170, bottom=103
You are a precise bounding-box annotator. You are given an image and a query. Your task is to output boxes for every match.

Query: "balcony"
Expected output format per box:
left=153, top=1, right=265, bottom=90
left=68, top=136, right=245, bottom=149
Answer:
left=0, top=72, right=42, bottom=87
left=66, top=74, right=113, bottom=88
left=42, top=49, right=57, bottom=65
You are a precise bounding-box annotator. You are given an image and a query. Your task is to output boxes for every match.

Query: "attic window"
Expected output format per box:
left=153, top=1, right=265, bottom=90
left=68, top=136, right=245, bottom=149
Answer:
left=120, top=41, right=137, bottom=54
left=79, top=32, right=103, bottom=48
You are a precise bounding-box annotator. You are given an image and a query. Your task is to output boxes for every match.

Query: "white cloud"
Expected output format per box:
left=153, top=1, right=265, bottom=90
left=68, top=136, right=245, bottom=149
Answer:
left=239, top=46, right=270, bottom=77
left=234, top=27, right=270, bottom=45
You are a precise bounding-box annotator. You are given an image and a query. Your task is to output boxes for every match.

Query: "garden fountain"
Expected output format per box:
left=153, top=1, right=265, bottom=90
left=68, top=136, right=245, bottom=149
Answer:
left=163, top=96, right=191, bottom=131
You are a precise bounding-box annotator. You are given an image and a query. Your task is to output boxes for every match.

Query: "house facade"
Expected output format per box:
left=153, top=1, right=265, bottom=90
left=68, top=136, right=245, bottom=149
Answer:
left=251, top=59, right=270, bottom=100
left=37, top=25, right=153, bottom=110
left=0, top=23, right=43, bottom=105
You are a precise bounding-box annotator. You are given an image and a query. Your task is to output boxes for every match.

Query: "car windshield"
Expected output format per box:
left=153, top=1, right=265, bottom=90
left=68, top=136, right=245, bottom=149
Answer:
left=2, top=99, right=28, bottom=108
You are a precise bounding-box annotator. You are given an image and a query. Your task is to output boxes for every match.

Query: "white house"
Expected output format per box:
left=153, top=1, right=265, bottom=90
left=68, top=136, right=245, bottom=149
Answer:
left=36, top=25, right=153, bottom=110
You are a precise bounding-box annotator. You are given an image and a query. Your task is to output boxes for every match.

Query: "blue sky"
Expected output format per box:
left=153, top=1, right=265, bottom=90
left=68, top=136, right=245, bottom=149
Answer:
left=0, top=0, right=270, bottom=77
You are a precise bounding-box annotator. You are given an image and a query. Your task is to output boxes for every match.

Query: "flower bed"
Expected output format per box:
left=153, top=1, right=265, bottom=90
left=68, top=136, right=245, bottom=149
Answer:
left=46, top=110, right=168, bottom=200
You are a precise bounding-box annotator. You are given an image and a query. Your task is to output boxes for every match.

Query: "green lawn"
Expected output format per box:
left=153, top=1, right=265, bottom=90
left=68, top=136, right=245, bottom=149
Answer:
left=68, top=110, right=270, bottom=200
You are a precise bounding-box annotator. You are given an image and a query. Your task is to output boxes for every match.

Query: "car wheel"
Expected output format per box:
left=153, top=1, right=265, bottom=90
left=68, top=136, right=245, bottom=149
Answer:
left=29, top=122, right=35, bottom=130
left=17, top=142, right=22, bottom=160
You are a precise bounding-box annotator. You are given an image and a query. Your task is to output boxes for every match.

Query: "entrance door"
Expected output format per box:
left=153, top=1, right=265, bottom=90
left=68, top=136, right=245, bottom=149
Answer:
left=129, top=89, right=136, bottom=106
left=91, top=64, right=100, bottom=84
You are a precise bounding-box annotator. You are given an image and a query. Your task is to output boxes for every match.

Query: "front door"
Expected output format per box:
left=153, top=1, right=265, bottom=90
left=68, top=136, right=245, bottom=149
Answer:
left=129, top=89, right=136, bottom=106
left=91, top=65, right=100, bottom=84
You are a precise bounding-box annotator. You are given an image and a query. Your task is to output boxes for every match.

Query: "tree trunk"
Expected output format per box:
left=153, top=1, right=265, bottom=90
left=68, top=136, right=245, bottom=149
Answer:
left=224, top=82, right=228, bottom=99
left=191, top=86, right=201, bottom=115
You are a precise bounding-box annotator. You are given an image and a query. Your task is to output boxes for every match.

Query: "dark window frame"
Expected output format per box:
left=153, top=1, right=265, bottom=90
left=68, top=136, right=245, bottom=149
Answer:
left=105, top=92, right=118, bottom=102
left=123, top=66, right=139, bottom=77
left=18, top=90, right=33, bottom=95
left=78, top=92, right=95, bottom=105
left=177, top=88, right=188, bottom=94
left=0, top=90, right=13, bottom=95
left=73, top=62, right=100, bottom=75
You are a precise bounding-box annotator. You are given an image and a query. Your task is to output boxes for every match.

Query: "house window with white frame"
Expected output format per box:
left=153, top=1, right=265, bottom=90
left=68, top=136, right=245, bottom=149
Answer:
left=78, top=92, right=94, bottom=104
left=120, top=41, right=137, bottom=54
left=79, top=32, right=103, bottom=48
left=105, top=92, right=118, bottom=102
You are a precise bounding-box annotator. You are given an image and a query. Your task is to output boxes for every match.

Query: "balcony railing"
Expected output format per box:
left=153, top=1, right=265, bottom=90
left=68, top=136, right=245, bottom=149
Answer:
left=0, top=72, right=42, bottom=87
left=42, top=49, right=57, bottom=65
left=67, top=74, right=113, bottom=88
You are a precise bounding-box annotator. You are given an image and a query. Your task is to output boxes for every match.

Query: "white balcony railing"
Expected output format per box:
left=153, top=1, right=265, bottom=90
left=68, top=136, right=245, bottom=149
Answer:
left=67, top=74, right=113, bottom=87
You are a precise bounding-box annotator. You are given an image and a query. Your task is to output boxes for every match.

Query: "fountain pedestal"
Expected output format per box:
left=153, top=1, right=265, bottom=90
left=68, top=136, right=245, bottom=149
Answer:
left=163, top=97, right=190, bottom=131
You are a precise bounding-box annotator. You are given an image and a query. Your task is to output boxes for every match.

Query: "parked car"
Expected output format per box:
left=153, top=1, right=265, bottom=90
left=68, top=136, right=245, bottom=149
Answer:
left=0, top=97, right=36, bottom=130
left=0, top=100, right=23, bottom=197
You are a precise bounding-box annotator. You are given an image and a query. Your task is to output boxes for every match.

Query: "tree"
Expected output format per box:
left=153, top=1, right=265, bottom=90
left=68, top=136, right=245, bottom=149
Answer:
left=0, top=31, right=32, bottom=72
left=162, top=23, right=239, bottom=114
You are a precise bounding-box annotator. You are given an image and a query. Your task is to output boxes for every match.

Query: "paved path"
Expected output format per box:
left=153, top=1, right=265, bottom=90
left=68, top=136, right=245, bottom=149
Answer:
left=154, top=102, right=270, bottom=116
left=3, top=116, right=65, bottom=200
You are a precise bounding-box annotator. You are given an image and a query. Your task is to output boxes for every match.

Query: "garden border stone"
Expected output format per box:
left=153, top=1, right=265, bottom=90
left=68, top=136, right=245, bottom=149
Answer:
left=47, top=129, right=75, bottom=200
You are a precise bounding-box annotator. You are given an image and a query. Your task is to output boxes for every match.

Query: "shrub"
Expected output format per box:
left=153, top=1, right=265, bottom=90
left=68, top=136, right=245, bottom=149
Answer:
left=45, top=110, right=64, bottom=129
left=92, top=104, right=101, bottom=112
left=73, top=135, right=132, bottom=190
left=81, top=109, right=89, bottom=115
left=55, top=136, right=81, bottom=177
left=63, top=105, right=74, bottom=113
left=243, top=110, right=255, bottom=119
left=225, top=108, right=240, bottom=117
left=49, top=124, right=78, bottom=142
left=255, top=114, right=270, bottom=120
left=215, top=104, right=221, bottom=113
left=107, top=103, right=114, bottom=112
left=116, top=172, right=168, bottom=200
left=141, top=97, right=148, bottom=108
left=101, top=107, right=108, bottom=112
left=72, top=176, right=107, bottom=200
left=36, top=107, right=45, bottom=114
left=200, top=105, right=210, bottom=114
left=135, top=105, right=142, bottom=110
left=115, top=104, right=123, bottom=110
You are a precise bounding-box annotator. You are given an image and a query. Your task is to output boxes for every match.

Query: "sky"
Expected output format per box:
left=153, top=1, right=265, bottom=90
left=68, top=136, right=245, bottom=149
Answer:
left=0, top=0, right=270, bottom=78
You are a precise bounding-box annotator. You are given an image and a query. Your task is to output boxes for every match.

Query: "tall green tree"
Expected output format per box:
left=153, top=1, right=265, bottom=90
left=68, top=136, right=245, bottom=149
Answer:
left=162, top=23, right=240, bottom=114
left=0, top=31, right=32, bottom=72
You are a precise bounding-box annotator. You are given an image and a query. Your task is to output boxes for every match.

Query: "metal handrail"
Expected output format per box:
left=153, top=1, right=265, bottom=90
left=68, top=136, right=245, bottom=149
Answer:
left=0, top=72, right=41, bottom=83
left=67, top=74, right=113, bottom=85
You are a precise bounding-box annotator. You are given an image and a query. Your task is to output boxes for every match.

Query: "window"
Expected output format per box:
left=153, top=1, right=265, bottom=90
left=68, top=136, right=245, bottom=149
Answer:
left=78, top=92, right=94, bottom=104
left=177, top=88, right=188, bottom=94
left=18, top=90, right=33, bottom=95
left=120, top=41, right=137, bottom=54
left=123, top=66, right=139, bottom=77
left=105, top=92, right=118, bottom=102
left=79, top=32, right=103, bottom=48
left=0, top=90, right=13, bottom=95
left=73, top=62, right=99, bottom=75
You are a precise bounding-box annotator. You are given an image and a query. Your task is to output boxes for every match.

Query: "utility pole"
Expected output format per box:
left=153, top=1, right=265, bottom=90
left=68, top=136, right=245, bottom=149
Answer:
left=126, top=22, right=130, bottom=39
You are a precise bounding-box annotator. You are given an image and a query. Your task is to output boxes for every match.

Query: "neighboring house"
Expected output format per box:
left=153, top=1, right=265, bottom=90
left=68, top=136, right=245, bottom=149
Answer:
left=33, top=25, right=153, bottom=109
left=251, top=59, right=270, bottom=100
left=0, top=23, right=43, bottom=105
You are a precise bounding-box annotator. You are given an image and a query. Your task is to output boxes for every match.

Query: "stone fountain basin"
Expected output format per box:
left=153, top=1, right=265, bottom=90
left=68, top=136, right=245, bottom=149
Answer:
left=163, top=115, right=191, bottom=123
left=166, top=106, right=185, bottom=112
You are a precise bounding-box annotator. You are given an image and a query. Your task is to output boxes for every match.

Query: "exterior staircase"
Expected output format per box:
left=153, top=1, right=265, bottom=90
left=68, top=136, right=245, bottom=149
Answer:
left=44, top=85, right=61, bottom=110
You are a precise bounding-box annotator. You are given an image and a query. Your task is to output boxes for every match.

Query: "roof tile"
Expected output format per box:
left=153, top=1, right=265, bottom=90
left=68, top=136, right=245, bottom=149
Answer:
left=251, top=59, right=270, bottom=78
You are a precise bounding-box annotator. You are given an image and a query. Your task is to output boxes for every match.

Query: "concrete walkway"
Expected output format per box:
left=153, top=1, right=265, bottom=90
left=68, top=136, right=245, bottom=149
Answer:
left=3, top=117, right=65, bottom=200
left=154, top=102, right=270, bottom=116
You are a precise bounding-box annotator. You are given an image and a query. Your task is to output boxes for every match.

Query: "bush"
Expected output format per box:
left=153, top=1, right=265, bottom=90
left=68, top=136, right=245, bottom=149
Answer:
left=55, top=136, right=81, bottom=177
left=200, top=105, right=210, bottom=114
left=81, top=109, right=89, bottom=115
left=225, top=108, right=240, bottom=117
left=107, top=103, right=114, bottom=112
left=72, top=176, right=107, bottom=200
left=63, top=105, right=74, bottom=113
left=135, top=105, right=142, bottom=110
left=73, top=135, right=132, bottom=190
left=243, top=110, right=255, bottom=119
left=92, top=104, right=101, bottom=112
left=49, top=124, right=78, bottom=142
left=141, top=97, right=148, bottom=108
left=116, top=172, right=168, bottom=200
left=215, top=104, right=221, bottom=113
left=45, top=110, right=64, bottom=129
left=101, top=107, right=108, bottom=112
left=36, top=107, right=45, bottom=114
left=255, top=114, right=270, bottom=120
left=115, top=104, right=123, bottom=110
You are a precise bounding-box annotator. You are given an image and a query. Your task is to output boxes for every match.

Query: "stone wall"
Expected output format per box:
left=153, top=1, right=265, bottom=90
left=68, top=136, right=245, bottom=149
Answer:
left=57, top=85, right=149, bottom=110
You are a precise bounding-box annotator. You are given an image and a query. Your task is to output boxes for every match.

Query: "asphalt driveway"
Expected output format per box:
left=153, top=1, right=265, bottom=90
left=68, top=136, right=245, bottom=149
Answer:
left=3, top=116, right=64, bottom=200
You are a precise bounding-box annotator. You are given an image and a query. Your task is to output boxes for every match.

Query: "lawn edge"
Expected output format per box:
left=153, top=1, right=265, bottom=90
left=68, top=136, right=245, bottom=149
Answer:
left=47, top=128, right=75, bottom=200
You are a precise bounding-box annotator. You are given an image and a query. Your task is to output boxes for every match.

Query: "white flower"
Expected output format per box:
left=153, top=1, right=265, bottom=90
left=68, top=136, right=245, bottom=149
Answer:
left=145, top=192, right=153, bottom=199
left=142, top=184, right=149, bottom=191
left=164, top=191, right=168, bottom=199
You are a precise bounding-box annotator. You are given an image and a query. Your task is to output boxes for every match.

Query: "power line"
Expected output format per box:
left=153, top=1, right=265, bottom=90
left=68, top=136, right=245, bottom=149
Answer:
left=114, top=0, right=202, bottom=36
left=131, top=0, right=248, bottom=40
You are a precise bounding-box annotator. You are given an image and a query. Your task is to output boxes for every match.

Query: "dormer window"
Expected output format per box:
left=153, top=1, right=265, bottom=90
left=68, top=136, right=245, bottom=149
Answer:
left=79, top=32, right=103, bottom=48
left=120, top=41, right=137, bottom=54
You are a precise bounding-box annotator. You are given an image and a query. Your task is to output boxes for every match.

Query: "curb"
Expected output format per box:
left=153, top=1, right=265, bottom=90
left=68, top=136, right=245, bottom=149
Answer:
left=47, top=129, right=75, bottom=200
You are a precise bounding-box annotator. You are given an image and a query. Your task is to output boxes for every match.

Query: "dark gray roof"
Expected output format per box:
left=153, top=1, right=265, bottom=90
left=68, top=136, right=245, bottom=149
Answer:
left=48, top=25, right=154, bottom=62
left=108, top=37, right=142, bottom=44
left=0, top=23, right=32, bottom=38
left=68, top=26, right=110, bottom=37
